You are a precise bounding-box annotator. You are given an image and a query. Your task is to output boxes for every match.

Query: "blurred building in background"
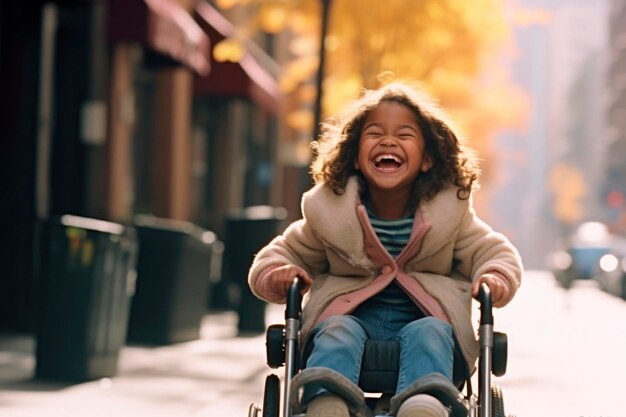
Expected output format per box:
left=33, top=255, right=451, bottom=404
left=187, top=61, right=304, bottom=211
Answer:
left=491, top=0, right=610, bottom=269
left=604, top=0, right=626, bottom=234
left=0, top=0, right=288, bottom=333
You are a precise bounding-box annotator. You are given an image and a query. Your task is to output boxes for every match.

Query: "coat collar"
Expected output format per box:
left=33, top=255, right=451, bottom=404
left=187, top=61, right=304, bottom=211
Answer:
left=415, top=184, right=469, bottom=262
left=302, top=177, right=372, bottom=268
left=301, top=177, right=469, bottom=267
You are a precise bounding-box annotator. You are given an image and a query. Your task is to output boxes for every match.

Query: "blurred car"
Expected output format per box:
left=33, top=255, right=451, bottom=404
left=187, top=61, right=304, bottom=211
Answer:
left=548, top=222, right=614, bottom=289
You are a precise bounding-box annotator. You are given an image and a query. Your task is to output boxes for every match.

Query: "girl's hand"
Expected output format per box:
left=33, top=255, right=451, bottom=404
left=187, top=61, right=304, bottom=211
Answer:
left=267, top=265, right=313, bottom=297
left=471, top=273, right=510, bottom=308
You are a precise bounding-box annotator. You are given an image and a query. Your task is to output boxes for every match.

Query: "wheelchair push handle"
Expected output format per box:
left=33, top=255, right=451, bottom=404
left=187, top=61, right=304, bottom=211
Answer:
left=478, top=283, right=494, bottom=325
left=286, top=276, right=306, bottom=320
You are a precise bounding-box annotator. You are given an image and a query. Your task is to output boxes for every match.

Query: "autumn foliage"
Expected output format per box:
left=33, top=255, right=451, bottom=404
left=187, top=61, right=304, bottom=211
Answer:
left=215, top=0, right=528, bottom=183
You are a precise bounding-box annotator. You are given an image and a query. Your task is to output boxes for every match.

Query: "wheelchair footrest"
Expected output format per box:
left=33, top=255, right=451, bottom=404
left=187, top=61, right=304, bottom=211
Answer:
left=289, top=367, right=373, bottom=417
left=389, top=373, right=467, bottom=417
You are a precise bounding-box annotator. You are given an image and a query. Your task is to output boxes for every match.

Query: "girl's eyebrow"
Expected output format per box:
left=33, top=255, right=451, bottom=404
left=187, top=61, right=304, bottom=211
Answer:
left=362, top=122, right=419, bottom=133
left=362, top=122, right=383, bottom=130
left=397, top=124, right=419, bottom=133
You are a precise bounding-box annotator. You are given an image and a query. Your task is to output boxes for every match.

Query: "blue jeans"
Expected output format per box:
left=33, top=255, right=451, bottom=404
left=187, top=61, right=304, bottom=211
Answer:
left=304, top=298, right=454, bottom=400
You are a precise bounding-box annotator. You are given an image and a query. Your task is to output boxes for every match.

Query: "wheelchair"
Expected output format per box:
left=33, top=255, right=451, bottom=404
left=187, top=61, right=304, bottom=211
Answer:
left=248, top=279, right=512, bottom=417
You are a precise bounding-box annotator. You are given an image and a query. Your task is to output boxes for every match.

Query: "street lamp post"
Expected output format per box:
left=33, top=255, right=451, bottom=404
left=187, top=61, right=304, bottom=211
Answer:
left=312, top=0, right=331, bottom=141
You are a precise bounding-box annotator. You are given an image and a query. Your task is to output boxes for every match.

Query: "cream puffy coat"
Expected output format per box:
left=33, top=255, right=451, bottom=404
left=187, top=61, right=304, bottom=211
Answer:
left=248, top=177, right=523, bottom=369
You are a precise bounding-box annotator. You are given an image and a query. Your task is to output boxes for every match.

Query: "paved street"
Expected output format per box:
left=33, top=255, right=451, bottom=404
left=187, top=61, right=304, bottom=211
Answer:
left=1, top=271, right=625, bottom=417
left=495, top=271, right=626, bottom=417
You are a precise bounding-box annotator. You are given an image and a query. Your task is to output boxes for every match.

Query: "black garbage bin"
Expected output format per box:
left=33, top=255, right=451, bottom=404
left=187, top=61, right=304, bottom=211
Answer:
left=36, top=215, right=137, bottom=381
left=224, top=206, right=287, bottom=334
left=126, top=215, right=220, bottom=345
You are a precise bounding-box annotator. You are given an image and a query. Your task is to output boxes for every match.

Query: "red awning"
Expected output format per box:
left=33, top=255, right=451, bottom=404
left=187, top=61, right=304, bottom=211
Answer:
left=108, top=0, right=211, bottom=75
left=193, top=2, right=280, bottom=114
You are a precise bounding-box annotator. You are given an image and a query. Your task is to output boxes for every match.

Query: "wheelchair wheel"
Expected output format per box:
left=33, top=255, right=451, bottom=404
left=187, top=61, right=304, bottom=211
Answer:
left=491, top=385, right=505, bottom=417
left=263, top=374, right=280, bottom=417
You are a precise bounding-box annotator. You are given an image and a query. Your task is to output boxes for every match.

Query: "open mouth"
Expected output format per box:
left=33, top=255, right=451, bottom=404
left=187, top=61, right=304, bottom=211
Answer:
left=373, top=154, right=403, bottom=171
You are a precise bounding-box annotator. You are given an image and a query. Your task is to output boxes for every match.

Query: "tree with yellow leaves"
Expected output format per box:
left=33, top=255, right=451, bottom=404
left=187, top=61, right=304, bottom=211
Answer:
left=549, top=163, right=588, bottom=225
left=215, top=0, right=527, bottom=182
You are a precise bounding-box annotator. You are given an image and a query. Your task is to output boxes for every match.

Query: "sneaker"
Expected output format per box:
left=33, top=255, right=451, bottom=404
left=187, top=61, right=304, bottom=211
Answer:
left=396, top=394, right=449, bottom=417
left=305, top=394, right=350, bottom=417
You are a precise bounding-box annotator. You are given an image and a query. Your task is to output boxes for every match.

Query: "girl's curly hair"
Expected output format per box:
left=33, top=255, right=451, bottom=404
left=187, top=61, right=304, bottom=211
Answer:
left=310, top=82, right=480, bottom=204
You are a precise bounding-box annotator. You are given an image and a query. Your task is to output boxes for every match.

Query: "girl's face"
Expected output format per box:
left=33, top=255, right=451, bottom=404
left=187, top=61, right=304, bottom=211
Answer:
left=357, top=100, right=432, bottom=199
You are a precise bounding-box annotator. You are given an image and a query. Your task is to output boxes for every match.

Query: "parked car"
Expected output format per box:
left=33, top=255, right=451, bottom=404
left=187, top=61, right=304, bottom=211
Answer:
left=548, top=222, right=614, bottom=289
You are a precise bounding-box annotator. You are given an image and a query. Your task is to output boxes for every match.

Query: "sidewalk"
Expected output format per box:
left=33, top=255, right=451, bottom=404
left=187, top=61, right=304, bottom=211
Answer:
left=0, top=306, right=284, bottom=417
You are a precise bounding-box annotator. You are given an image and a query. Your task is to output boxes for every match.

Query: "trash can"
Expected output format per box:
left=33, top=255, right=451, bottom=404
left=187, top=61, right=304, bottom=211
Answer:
left=224, top=206, right=287, bottom=334
left=35, top=215, right=137, bottom=381
left=126, top=215, right=220, bottom=345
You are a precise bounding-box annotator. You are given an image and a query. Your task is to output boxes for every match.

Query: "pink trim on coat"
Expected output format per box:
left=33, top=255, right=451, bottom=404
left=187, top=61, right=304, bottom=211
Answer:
left=312, top=204, right=451, bottom=328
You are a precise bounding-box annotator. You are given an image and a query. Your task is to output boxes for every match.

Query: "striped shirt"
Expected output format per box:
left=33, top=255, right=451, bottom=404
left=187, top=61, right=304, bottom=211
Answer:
left=361, top=208, right=423, bottom=314
left=368, top=212, right=414, bottom=258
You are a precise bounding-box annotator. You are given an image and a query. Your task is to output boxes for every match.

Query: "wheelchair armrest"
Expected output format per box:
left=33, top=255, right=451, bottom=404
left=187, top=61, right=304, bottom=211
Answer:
left=266, top=278, right=305, bottom=369
left=286, top=277, right=305, bottom=320
left=478, top=283, right=493, bottom=325
left=478, top=284, right=509, bottom=377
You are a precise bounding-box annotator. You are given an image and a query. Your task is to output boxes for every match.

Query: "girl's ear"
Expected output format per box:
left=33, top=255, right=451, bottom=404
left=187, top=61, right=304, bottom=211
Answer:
left=421, top=154, right=433, bottom=173
left=354, top=160, right=360, bottom=170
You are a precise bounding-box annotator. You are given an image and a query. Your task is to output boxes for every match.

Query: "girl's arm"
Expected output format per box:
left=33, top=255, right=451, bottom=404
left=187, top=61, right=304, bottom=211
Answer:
left=248, top=219, right=328, bottom=304
left=453, top=205, right=523, bottom=307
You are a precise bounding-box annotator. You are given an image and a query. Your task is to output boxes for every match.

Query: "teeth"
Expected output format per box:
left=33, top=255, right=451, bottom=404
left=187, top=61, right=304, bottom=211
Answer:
left=374, top=154, right=402, bottom=164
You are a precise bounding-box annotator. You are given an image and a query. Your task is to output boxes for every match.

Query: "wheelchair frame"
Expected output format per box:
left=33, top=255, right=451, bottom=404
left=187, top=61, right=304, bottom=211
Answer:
left=249, top=279, right=511, bottom=417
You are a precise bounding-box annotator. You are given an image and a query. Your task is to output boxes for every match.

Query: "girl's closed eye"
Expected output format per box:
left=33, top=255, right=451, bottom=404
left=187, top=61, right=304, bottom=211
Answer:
left=398, top=132, right=417, bottom=139
left=364, top=129, right=383, bottom=138
left=396, top=126, right=419, bottom=139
